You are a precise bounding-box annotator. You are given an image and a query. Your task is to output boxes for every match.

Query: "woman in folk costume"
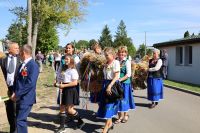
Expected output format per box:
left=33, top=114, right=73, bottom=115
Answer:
left=97, top=47, right=120, bottom=133
left=55, top=55, right=85, bottom=133
left=147, top=49, right=164, bottom=109
left=115, top=46, right=135, bottom=124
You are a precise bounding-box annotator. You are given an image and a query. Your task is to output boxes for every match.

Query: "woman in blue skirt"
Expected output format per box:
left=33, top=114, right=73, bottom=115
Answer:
left=147, top=49, right=163, bottom=109
left=97, top=47, right=120, bottom=133
left=115, top=46, right=135, bottom=124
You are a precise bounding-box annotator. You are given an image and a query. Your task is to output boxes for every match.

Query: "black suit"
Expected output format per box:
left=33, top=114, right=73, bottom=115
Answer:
left=0, top=54, right=21, bottom=133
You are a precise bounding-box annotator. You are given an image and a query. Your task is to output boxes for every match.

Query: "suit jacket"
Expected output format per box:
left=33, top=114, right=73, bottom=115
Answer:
left=14, top=59, right=39, bottom=105
left=0, top=54, right=21, bottom=93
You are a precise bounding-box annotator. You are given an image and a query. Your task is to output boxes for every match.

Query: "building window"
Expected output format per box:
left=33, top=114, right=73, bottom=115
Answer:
left=176, top=47, right=183, bottom=65
left=185, top=46, right=192, bottom=65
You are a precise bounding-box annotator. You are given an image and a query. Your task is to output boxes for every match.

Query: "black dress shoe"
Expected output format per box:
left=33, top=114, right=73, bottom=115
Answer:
left=75, top=120, right=85, bottom=129
left=149, top=103, right=156, bottom=109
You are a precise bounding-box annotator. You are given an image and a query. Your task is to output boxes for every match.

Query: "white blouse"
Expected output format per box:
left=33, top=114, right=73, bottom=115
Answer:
left=57, top=68, right=79, bottom=83
left=103, top=60, right=120, bottom=80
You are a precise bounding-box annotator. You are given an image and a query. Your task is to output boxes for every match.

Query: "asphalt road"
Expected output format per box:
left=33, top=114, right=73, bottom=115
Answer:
left=72, top=87, right=200, bottom=133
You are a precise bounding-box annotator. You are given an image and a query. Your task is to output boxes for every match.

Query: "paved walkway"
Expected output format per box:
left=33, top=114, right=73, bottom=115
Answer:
left=28, top=87, right=200, bottom=133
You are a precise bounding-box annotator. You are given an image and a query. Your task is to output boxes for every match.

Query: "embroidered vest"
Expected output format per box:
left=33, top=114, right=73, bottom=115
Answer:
left=148, top=59, right=162, bottom=78
left=120, top=58, right=131, bottom=84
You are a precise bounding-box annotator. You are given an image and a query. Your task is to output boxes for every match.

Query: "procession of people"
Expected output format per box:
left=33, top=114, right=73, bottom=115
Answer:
left=0, top=41, right=165, bottom=133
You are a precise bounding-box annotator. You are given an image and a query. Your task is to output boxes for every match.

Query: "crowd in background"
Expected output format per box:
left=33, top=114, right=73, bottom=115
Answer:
left=0, top=41, right=168, bottom=133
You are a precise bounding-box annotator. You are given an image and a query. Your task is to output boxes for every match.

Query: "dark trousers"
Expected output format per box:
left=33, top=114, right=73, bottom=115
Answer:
left=4, top=86, right=16, bottom=133
left=54, top=61, right=60, bottom=71
left=162, top=66, right=168, bottom=79
left=16, top=104, right=32, bottom=133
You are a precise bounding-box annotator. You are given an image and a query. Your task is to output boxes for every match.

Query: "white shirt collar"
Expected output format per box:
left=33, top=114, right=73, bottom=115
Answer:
left=23, top=57, right=32, bottom=65
left=8, top=54, right=15, bottom=58
left=119, top=57, right=127, bottom=62
left=123, top=57, right=127, bottom=60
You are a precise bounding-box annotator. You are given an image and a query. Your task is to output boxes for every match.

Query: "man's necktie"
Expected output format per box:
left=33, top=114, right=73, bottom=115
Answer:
left=8, top=56, right=15, bottom=74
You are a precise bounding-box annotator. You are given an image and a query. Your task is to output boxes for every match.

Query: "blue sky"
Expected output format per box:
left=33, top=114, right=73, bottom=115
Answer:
left=1, top=0, right=200, bottom=49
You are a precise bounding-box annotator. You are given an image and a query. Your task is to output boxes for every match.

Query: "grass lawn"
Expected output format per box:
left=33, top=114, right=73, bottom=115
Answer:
left=0, top=65, right=56, bottom=132
left=164, top=80, right=200, bottom=93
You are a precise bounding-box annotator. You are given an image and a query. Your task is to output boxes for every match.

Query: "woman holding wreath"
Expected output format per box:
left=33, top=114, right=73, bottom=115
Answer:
left=97, top=47, right=120, bottom=133
left=147, top=49, right=164, bottom=109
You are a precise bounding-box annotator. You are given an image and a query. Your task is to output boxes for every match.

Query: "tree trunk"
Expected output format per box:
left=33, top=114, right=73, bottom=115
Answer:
left=27, top=0, right=32, bottom=46
left=32, top=21, right=39, bottom=59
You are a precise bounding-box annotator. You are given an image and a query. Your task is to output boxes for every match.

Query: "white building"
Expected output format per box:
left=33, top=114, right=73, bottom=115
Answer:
left=153, top=35, right=200, bottom=85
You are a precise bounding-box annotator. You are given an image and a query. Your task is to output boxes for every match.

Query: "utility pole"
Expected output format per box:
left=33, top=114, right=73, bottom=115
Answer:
left=145, top=31, right=146, bottom=55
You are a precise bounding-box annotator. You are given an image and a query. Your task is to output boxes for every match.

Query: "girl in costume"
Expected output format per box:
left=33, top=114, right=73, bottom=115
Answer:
left=55, top=55, right=84, bottom=133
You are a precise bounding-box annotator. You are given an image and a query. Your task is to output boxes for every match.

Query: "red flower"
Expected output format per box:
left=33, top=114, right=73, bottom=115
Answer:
left=21, top=67, right=28, bottom=78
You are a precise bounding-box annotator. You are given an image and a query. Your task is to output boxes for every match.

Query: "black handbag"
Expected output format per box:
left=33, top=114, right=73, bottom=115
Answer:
left=105, top=81, right=124, bottom=103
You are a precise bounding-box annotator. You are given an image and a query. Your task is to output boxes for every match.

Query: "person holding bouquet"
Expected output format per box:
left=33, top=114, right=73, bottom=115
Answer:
left=97, top=47, right=120, bottom=133
left=147, top=49, right=163, bottom=108
left=115, top=46, right=135, bottom=124
left=90, top=43, right=103, bottom=103
left=55, top=55, right=84, bottom=133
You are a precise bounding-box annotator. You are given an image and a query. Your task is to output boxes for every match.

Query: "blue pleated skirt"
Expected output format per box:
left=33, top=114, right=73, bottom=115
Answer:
left=147, top=77, right=164, bottom=102
left=118, top=83, right=135, bottom=112
left=97, top=80, right=119, bottom=119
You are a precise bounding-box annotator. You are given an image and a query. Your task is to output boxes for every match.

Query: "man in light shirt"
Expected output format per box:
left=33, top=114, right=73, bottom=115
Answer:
left=0, top=42, right=21, bottom=133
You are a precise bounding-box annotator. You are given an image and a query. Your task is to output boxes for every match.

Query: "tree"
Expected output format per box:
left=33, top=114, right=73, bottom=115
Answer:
left=30, top=0, right=87, bottom=58
left=6, top=7, right=27, bottom=46
left=89, top=39, right=97, bottom=49
left=191, top=33, right=195, bottom=37
left=113, top=20, right=136, bottom=56
left=136, top=44, right=148, bottom=58
left=37, top=21, right=59, bottom=54
left=99, top=25, right=113, bottom=49
left=6, top=23, right=27, bottom=46
left=75, top=40, right=89, bottom=49
left=184, top=31, right=190, bottom=38
left=27, top=0, right=32, bottom=46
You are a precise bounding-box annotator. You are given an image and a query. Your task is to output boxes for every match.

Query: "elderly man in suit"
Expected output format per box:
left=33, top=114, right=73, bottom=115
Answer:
left=0, top=42, right=20, bottom=133
left=10, top=44, right=39, bottom=133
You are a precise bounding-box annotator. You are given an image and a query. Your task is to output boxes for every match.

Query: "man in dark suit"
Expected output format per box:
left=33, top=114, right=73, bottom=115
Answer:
left=10, top=44, right=39, bottom=133
left=0, top=42, right=20, bottom=133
